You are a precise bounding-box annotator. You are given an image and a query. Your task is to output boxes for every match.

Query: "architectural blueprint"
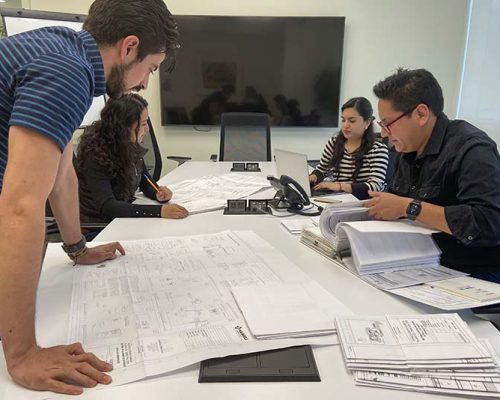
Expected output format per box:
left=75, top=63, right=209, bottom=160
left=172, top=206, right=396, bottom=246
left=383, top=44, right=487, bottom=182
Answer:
left=134, top=173, right=271, bottom=214
left=68, top=231, right=341, bottom=386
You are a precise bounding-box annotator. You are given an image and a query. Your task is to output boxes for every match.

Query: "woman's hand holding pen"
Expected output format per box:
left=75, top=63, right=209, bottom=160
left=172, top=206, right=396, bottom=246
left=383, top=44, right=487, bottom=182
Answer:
left=142, top=173, right=171, bottom=201
left=142, top=174, right=185, bottom=217
left=156, top=186, right=172, bottom=202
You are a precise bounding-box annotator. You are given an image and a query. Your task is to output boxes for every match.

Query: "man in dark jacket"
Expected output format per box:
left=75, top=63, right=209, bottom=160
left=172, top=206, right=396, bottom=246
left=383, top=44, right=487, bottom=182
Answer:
left=366, top=68, right=500, bottom=279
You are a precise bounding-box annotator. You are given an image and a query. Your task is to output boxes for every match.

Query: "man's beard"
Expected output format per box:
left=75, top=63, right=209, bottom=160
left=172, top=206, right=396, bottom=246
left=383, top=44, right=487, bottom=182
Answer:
left=106, top=61, right=143, bottom=99
left=106, top=64, right=126, bottom=99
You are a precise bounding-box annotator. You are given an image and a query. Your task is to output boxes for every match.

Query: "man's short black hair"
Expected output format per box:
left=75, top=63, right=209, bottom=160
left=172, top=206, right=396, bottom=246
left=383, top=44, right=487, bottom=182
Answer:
left=83, top=0, right=180, bottom=67
left=373, top=68, right=444, bottom=116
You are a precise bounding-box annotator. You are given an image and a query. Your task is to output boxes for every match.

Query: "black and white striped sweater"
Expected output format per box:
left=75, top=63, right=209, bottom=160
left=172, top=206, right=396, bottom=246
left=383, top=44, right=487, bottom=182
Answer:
left=311, top=136, right=389, bottom=199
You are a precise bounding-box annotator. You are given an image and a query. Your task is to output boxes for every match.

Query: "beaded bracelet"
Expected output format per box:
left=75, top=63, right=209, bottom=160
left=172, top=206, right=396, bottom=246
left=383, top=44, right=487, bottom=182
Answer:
left=69, top=246, right=88, bottom=266
left=61, top=235, right=87, bottom=265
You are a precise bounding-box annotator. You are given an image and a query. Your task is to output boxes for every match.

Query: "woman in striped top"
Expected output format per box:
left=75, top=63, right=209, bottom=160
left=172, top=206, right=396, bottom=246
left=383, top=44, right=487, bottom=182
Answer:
left=309, top=97, right=389, bottom=199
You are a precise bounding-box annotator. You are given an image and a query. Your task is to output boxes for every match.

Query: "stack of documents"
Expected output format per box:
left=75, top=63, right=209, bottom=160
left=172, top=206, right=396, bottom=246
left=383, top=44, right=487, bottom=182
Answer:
left=280, top=216, right=320, bottom=235
left=336, top=313, right=500, bottom=397
left=318, top=204, right=371, bottom=251
left=300, top=226, right=338, bottom=259
left=341, top=256, right=467, bottom=290
left=335, top=220, right=441, bottom=275
left=390, top=276, right=500, bottom=310
left=303, top=215, right=500, bottom=311
left=300, top=204, right=369, bottom=256
left=232, top=281, right=351, bottom=339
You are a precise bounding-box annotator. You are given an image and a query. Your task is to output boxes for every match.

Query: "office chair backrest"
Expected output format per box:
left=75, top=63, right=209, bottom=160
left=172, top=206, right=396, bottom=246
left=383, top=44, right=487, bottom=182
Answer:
left=219, top=112, right=271, bottom=161
left=142, top=118, right=163, bottom=180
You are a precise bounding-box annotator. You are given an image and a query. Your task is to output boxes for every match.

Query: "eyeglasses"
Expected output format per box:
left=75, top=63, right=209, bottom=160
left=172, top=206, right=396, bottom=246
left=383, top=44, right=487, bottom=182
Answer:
left=377, top=105, right=418, bottom=134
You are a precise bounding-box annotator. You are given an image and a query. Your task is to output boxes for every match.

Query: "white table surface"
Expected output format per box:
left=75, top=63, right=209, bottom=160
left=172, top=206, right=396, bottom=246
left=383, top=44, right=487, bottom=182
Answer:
left=1, top=161, right=498, bottom=400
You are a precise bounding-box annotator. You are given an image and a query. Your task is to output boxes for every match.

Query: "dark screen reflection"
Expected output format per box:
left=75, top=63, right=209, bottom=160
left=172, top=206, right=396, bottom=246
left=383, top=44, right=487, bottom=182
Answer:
left=160, top=16, right=345, bottom=127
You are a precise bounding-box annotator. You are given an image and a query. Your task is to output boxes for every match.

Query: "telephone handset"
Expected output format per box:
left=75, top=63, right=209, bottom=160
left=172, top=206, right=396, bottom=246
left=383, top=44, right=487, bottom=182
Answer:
left=279, top=175, right=310, bottom=207
left=267, top=175, right=321, bottom=216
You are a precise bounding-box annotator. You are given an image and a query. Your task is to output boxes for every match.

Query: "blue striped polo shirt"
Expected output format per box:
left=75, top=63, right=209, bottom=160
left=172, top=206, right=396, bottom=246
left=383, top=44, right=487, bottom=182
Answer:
left=0, top=26, right=105, bottom=189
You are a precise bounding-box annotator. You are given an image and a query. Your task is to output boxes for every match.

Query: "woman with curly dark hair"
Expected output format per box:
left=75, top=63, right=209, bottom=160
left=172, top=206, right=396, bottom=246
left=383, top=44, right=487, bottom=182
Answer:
left=76, top=93, right=188, bottom=223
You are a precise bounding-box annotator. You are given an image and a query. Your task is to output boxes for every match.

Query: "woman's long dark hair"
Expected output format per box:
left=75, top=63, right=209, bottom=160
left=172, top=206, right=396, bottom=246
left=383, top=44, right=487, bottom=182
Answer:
left=76, top=94, right=148, bottom=201
left=328, top=97, right=375, bottom=181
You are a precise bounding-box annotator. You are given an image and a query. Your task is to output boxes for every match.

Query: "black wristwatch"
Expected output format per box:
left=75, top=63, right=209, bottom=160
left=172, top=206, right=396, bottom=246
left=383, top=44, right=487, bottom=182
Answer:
left=406, top=199, right=422, bottom=221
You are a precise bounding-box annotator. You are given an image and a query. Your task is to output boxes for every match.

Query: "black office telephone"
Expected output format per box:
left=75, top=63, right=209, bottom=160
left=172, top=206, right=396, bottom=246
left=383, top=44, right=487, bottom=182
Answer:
left=267, top=175, right=322, bottom=216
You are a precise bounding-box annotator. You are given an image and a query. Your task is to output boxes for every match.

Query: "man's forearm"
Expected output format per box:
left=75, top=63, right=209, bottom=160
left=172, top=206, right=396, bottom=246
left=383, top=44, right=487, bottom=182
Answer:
left=413, top=200, right=452, bottom=235
left=48, top=150, right=82, bottom=245
left=366, top=192, right=453, bottom=236
left=0, top=202, right=45, bottom=363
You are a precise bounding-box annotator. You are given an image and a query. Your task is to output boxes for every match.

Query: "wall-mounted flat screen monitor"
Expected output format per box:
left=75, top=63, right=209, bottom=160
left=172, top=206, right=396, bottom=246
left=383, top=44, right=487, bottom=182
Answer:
left=1, top=8, right=106, bottom=128
left=160, top=16, right=345, bottom=128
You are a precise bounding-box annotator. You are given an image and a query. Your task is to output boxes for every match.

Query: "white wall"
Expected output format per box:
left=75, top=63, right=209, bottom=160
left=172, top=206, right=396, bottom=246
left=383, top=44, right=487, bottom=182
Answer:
left=30, top=0, right=469, bottom=173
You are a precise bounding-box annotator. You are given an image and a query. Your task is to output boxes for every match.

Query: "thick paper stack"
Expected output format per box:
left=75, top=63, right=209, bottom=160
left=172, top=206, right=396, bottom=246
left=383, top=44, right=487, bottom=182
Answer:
left=300, top=226, right=338, bottom=258
left=300, top=203, right=370, bottom=255
left=318, top=204, right=372, bottom=251
left=301, top=222, right=467, bottom=292
left=335, top=220, right=441, bottom=274
left=232, top=281, right=351, bottom=340
left=302, top=229, right=498, bottom=309
left=302, top=212, right=500, bottom=311
left=335, top=313, right=500, bottom=397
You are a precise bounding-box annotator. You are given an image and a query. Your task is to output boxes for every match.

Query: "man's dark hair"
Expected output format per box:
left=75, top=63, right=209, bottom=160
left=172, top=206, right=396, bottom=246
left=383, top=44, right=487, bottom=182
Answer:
left=373, top=68, right=444, bottom=116
left=83, top=0, right=180, bottom=68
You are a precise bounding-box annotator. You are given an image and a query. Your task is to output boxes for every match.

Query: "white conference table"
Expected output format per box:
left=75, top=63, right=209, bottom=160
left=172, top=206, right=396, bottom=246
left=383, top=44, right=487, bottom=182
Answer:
left=1, top=161, right=499, bottom=400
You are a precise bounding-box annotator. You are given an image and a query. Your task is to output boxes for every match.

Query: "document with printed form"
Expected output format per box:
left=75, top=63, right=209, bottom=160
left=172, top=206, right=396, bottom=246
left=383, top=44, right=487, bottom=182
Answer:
left=335, top=313, right=500, bottom=397
left=390, top=276, right=500, bottom=310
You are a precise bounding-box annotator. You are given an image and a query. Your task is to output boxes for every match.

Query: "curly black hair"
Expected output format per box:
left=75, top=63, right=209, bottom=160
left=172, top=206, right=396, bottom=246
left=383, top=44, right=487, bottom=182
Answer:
left=76, top=94, right=148, bottom=201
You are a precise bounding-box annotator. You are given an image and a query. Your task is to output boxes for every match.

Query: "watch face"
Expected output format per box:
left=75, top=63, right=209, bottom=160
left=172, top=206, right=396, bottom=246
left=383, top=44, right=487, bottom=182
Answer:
left=409, top=203, right=419, bottom=214
left=407, top=200, right=422, bottom=219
